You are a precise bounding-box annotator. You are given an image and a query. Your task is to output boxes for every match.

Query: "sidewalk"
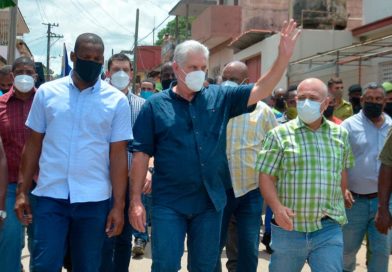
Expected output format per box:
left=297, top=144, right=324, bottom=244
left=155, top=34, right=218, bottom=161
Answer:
left=21, top=236, right=377, bottom=271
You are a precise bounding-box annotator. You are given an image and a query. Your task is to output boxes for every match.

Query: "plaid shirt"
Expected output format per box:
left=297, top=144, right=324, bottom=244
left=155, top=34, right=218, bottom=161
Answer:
left=127, top=91, right=145, bottom=167
left=0, top=87, right=35, bottom=182
left=256, top=117, right=354, bottom=232
left=227, top=101, right=277, bottom=197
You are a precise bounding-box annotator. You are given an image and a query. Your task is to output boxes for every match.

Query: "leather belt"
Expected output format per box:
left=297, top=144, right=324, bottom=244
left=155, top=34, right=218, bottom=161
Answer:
left=350, top=191, right=378, bottom=199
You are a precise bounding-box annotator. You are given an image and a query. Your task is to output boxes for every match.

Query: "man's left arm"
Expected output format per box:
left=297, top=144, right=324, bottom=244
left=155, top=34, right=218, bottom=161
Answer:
left=248, top=20, right=300, bottom=106
left=0, top=137, right=7, bottom=228
left=106, top=140, right=128, bottom=237
left=106, top=96, right=133, bottom=237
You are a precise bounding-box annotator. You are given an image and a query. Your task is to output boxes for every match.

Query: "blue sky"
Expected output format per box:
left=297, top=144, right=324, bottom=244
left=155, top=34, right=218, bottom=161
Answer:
left=18, top=0, right=179, bottom=74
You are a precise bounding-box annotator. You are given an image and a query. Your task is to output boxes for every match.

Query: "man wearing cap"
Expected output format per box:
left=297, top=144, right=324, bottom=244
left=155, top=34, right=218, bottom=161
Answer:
left=382, top=81, right=392, bottom=117
left=342, top=82, right=392, bottom=272
left=348, top=84, right=362, bottom=114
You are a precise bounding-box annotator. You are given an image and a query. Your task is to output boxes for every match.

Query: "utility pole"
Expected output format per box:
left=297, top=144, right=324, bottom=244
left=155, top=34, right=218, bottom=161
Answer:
left=43, top=23, right=63, bottom=81
left=132, top=8, right=139, bottom=92
left=7, top=0, right=18, bottom=64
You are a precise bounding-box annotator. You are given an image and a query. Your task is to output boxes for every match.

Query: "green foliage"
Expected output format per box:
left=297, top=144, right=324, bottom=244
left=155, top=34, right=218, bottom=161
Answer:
left=155, top=16, right=196, bottom=46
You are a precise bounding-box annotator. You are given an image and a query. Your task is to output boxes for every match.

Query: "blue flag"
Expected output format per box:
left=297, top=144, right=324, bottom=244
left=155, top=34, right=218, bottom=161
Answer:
left=61, top=43, right=72, bottom=77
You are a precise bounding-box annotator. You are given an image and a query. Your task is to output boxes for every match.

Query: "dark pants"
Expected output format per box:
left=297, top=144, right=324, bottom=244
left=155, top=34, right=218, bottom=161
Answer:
left=100, top=189, right=132, bottom=272
left=32, top=196, right=109, bottom=272
left=215, top=188, right=263, bottom=272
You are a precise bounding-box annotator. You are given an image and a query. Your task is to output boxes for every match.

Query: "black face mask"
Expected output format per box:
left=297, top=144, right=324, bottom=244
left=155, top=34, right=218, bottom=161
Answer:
left=350, top=97, right=362, bottom=114
left=161, top=79, right=175, bottom=90
left=275, top=97, right=286, bottom=111
left=74, top=57, right=102, bottom=84
left=363, top=102, right=383, bottom=119
left=384, top=103, right=392, bottom=117
left=323, top=105, right=334, bottom=118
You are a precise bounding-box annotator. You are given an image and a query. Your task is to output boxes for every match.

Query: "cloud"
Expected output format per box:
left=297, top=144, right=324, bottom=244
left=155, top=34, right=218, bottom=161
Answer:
left=18, top=0, right=178, bottom=75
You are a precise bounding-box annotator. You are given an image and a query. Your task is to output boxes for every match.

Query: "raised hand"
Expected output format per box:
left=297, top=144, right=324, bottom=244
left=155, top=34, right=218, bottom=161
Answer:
left=278, top=19, right=301, bottom=61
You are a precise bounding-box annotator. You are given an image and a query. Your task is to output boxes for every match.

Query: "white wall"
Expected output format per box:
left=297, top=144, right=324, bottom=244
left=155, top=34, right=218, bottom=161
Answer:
left=234, top=29, right=355, bottom=89
left=363, top=0, right=392, bottom=24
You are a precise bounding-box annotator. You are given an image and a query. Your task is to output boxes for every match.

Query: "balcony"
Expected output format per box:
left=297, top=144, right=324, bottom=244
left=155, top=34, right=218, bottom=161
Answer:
left=192, top=5, right=242, bottom=49
left=0, top=7, right=29, bottom=45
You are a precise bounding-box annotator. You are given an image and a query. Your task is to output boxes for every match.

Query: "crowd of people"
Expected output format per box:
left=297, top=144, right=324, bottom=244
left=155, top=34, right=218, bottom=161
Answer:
left=0, top=19, right=391, bottom=272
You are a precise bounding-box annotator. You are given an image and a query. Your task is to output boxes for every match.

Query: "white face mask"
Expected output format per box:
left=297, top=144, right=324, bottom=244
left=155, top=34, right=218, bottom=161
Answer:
left=14, top=75, right=35, bottom=93
left=297, top=99, right=323, bottom=124
left=184, top=70, right=205, bottom=92
left=221, top=80, right=238, bottom=87
left=110, top=70, right=130, bottom=91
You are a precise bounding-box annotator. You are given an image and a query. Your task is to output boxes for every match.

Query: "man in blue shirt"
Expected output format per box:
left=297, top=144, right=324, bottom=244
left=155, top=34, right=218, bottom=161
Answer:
left=15, top=33, right=132, bottom=271
left=129, top=20, right=299, bottom=271
left=342, top=82, right=392, bottom=272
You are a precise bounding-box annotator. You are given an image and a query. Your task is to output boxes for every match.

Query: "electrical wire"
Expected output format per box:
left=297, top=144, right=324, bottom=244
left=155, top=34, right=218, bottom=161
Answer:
left=89, top=0, right=131, bottom=33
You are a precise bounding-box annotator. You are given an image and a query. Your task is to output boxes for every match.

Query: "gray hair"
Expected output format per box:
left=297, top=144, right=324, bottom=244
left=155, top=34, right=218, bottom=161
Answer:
left=363, top=82, right=386, bottom=97
left=173, top=40, right=209, bottom=67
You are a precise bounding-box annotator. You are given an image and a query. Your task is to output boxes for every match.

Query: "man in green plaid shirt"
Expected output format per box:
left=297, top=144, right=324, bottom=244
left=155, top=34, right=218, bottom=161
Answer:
left=257, top=78, right=354, bottom=272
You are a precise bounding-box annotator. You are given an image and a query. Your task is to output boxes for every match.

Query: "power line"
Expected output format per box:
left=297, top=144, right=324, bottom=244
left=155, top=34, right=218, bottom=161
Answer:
left=89, top=0, right=131, bottom=33
left=35, top=0, right=45, bottom=22
left=134, top=15, right=171, bottom=47
left=43, top=23, right=63, bottom=80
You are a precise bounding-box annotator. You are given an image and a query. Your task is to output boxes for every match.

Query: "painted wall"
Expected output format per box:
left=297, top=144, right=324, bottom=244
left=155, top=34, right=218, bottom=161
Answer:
left=363, top=0, right=392, bottom=24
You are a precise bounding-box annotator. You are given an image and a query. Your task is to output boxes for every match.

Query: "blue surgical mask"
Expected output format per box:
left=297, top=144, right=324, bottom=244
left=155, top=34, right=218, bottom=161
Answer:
left=140, top=90, right=154, bottom=99
left=297, top=99, right=322, bottom=124
left=222, top=80, right=238, bottom=87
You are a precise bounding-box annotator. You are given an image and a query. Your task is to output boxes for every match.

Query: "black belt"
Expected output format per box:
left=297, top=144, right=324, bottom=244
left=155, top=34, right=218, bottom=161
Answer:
left=350, top=191, right=378, bottom=199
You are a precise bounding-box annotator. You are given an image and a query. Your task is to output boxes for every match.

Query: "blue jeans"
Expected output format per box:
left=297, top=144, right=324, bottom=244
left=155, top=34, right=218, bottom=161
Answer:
left=270, top=218, right=343, bottom=272
left=265, top=206, right=273, bottom=234
left=0, top=183, right=24, bottom=272
left=215, top=188, right=263, bottom=272
left=151, top=204, right=223, bottom=272
left=32, top=196, right=109, bottom=272
left=100, top=189, right=133, bottom=272
left=132, top=193, right=152, bottom=242
left=343, top=196, right=391, bottom=272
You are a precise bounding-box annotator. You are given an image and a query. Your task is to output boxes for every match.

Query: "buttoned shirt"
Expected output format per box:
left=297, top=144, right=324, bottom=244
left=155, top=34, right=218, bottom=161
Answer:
left=227, top=101, right=277, bottom=197
left=379, top=128, right=392, bottom=166
left=333, top=99, right=353, bottom=120
left=132, top=84, right=255, bottom=213
left=0, top=87, right=34, bottom=182
left=256, top=117, right=354, bottom=232
left=342, top=111, right=392, bottom=194
left=26, top=75, right=133, bottom=203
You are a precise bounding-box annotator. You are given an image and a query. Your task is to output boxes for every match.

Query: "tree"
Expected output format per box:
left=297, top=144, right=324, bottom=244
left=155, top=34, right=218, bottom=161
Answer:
left=155, top=16, right=196, bottom=46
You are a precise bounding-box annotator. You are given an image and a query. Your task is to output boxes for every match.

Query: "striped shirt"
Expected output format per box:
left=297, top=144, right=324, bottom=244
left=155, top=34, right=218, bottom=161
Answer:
left=127, top=91, right=145, bottom=166
left=127, top=91, right=145, bottom=127
left=226, top=101, right=277, bottom=197
left=256, top=117, right=355, bottom=232
left=0, top=87, right=35, bottom=182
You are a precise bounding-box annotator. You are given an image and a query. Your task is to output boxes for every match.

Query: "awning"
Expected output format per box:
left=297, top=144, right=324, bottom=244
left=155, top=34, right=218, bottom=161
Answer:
left=228, top=29, right=274, bottom=52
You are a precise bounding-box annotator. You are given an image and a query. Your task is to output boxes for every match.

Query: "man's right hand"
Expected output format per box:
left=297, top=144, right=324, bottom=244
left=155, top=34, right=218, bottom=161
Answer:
left=274, top=205, right=295, bottom=231
left=129, top=200, right=146, bottom=232
left=375, top=208, right=392, bottom=234
left=14, top=192, right=32, bottom=225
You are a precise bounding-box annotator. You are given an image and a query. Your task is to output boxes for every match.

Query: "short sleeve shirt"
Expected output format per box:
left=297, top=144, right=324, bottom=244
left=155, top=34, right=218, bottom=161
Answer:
left=132, top=84, right=255, bottom=213
left=380, top=128, right=392, bottom=166
left=256, top=118, right=354, bottom=232
left=27, top=75, right=133, bottom=203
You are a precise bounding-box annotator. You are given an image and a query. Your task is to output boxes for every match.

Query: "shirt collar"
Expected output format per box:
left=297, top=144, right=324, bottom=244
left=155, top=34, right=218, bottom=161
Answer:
left=293, top=116, right=329, bottom=131
left=360, top=109, right=391, bottom=129
left=68, top=71, right=101, bottom=93
left=3, top=86, right=36, bottom=103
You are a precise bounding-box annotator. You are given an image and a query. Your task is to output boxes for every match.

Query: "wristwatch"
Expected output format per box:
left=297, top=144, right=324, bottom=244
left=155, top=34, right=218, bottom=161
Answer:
left=0, top=210, right=6, bottom=220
